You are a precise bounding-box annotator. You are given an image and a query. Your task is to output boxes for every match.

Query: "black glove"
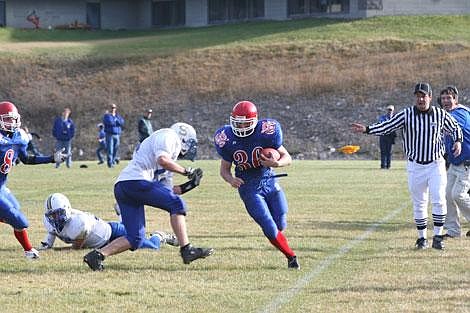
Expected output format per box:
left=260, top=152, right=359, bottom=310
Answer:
left=179, top=168, right=203, bottom=194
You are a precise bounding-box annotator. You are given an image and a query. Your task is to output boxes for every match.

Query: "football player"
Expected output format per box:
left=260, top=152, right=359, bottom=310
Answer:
left=0, top=101, right=68, bottom=259
left=83, top=122, right=213, bottom=271
left=214, top=101, right=299, bottom=269
left=39, top=193, right=178, bottom=250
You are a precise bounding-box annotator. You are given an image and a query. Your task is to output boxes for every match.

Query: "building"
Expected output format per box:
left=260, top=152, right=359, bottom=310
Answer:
left=0, top=0, right=469, bottom=30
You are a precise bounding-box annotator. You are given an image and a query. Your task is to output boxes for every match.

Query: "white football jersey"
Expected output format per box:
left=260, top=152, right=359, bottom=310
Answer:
left=117, top=128, right=181, bottom=187
left=42, top=209, right=112, bottom=249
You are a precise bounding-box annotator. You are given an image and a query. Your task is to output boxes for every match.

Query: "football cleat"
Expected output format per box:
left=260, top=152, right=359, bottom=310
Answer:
left=432, top=235, right=445, bottom=250
left=287, top=256, right=300, bottom=270
left=24, top=248, right=39, bottom=260
left=151, top=231, right=179, bottom=247
left=83, top=249, right=105, bottom=271
left=415, top=237, right=428, bottom=250
left=180, top=244, right=214, bottom=264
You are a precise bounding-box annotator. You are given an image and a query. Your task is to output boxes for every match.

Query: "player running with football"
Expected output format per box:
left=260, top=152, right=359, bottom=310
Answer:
left=39, top=193, right=178, bottom=250
left=214, top=100, right=299, bottom=269
left=83, top=122, right=213, bottom=271
left=0, top=101, right=68, bottom=259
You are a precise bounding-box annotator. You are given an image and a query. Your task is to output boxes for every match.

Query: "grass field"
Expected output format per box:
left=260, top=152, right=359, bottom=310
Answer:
left=0, top=160, right=469, bottom=313
left=1, top=15, right=470, bottom=58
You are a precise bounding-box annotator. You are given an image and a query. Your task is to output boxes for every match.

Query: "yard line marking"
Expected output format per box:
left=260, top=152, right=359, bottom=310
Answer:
left=259, top=203, right=407, bottom=313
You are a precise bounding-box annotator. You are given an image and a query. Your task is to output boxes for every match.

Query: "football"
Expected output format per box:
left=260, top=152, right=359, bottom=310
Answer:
left=261, top=147, right=280, bottom=160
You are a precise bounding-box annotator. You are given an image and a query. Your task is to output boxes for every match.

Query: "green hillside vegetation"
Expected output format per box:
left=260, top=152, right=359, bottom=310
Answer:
left=1, top=15, right=470, bottom=159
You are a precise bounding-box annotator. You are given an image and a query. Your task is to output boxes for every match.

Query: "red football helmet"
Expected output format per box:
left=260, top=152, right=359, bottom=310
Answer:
left=230, top=101, right=258, bottom=137
left=0, top=101, right=21, bottom=132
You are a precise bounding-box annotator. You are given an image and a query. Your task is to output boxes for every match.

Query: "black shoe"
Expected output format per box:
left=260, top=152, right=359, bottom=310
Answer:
left=287, top=256, right=300, bottom=270
left=83, top=250, right=105, bottom=271
left=466, top=230, right=470, bottom=237
left=415, top=237, right=428, bottom=250
left=180, top=244, right=214, bottom=264
left=432, top=235, right=445, bottom=250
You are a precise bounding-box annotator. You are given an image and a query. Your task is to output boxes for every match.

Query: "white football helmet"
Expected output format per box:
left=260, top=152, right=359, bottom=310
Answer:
left=170, top=122, right=198, bottom=161
left=44, top=193, right=72, bottom=232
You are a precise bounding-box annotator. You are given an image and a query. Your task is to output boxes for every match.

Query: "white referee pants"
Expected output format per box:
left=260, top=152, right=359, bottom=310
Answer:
left=444, top=163, right=470, bottom=237
left=407, top=158, right=447, bottom=222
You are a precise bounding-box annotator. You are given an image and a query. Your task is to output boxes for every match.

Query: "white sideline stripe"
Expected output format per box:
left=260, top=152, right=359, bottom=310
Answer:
left=259, top=203, right=407, bottom=313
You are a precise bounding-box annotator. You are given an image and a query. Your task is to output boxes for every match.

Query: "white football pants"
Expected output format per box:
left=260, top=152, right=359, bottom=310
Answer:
left=407, top=158, right=447, bottom=222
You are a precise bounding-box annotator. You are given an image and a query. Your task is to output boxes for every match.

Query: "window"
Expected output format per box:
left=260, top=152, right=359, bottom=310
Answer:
left=311, top=0, right=349, bottom=14
left=86, top=2, right=101, bottom=29
left=288, top=0, right=349, bottom=16
left=358, top=0, right=383, bottom=10
left=209, top=0, right=264, bottom=23
left=288, top=0, right=306, bottom=15
left=152, top=0, right=185, bottom=27
left=0, top=1, right=5, bottom=27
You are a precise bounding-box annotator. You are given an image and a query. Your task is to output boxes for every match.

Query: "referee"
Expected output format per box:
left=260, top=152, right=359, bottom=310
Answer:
left=352, top=82, right=462, bottom=250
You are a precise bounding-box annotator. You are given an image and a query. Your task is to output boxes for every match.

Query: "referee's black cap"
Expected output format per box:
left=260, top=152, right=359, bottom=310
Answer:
left=414, top=82, right=432, bottom=96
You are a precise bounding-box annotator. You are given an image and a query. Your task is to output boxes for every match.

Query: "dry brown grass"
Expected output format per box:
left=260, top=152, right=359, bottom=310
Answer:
left=1, top=39, right=470, bottom=160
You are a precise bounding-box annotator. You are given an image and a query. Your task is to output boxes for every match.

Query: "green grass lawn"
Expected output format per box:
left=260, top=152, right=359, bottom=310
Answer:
left=1, top=15, right=470, bottom=58
left=0, top=160, right=468, bottom=313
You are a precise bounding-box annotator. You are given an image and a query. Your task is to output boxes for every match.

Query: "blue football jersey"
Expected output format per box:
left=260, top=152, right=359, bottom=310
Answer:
left=0, top=131, right=29, bottom=187
left=214, top=119, right=283, bottom=182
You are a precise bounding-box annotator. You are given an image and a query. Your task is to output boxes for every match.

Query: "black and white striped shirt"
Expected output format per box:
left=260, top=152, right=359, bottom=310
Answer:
left=367, top=106, right=462, bottom=163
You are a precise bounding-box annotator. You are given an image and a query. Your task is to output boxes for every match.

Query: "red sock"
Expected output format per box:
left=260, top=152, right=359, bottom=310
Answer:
left=269, top=231, right=295, bottom=258
left=14, top=229, right=33, bottom=251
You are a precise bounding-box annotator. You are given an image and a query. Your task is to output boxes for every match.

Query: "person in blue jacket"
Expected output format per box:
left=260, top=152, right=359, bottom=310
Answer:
left=378, top=105, right=397, bottom=169
left=103, top=103, right=125, bottom=168
left=52, top=108, right=75, bottom=168
left=96, top=123, right=106, bottom=164
left=440, top=86, right=470, bottom=239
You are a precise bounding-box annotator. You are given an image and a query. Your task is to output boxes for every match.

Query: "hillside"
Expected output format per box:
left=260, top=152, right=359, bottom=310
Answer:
left=1, top=16, right=470, bottom=161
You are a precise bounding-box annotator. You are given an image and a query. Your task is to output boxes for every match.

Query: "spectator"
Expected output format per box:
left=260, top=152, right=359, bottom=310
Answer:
left=103, top=103, right=124, bottom=168
left=96, top=123, right=106, bottom=165
left=378, top=105, right=397, bottom=169
left=52, top=108, right=75, bottom=168
left=138, top=109, right=154, bottom=143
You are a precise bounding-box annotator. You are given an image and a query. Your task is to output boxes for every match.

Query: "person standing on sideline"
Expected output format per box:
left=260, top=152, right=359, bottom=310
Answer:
left=378, top=105, right=397, bottom=169
left=138, top=109, right=154, bottom=143
left=103, top=103, right=124, bottom=168
left=0, top=101, right=68, bottom=259
left=214, top=100, right=299, bottom=269
left=96, top=123, right=106, bottom=165
left=439, top=86, right=470, bottom=239
left=52, top=108, right=75, bottom=168
left=352, top=83, right=462, bottom=250
left=83, top=122, right=213, bottom=271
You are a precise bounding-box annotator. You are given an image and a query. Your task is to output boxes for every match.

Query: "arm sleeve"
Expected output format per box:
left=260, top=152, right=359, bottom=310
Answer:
left=70, top=120, right=75, bottom=138
left=367, top=111, right=404, bottom=136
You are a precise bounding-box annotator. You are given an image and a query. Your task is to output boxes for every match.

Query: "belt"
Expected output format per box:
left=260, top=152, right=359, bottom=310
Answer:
left=408, top=158, right=433, bottom=165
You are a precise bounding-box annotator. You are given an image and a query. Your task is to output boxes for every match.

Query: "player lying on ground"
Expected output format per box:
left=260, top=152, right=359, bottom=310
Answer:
left=39, top=193, right=178, bottom=250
